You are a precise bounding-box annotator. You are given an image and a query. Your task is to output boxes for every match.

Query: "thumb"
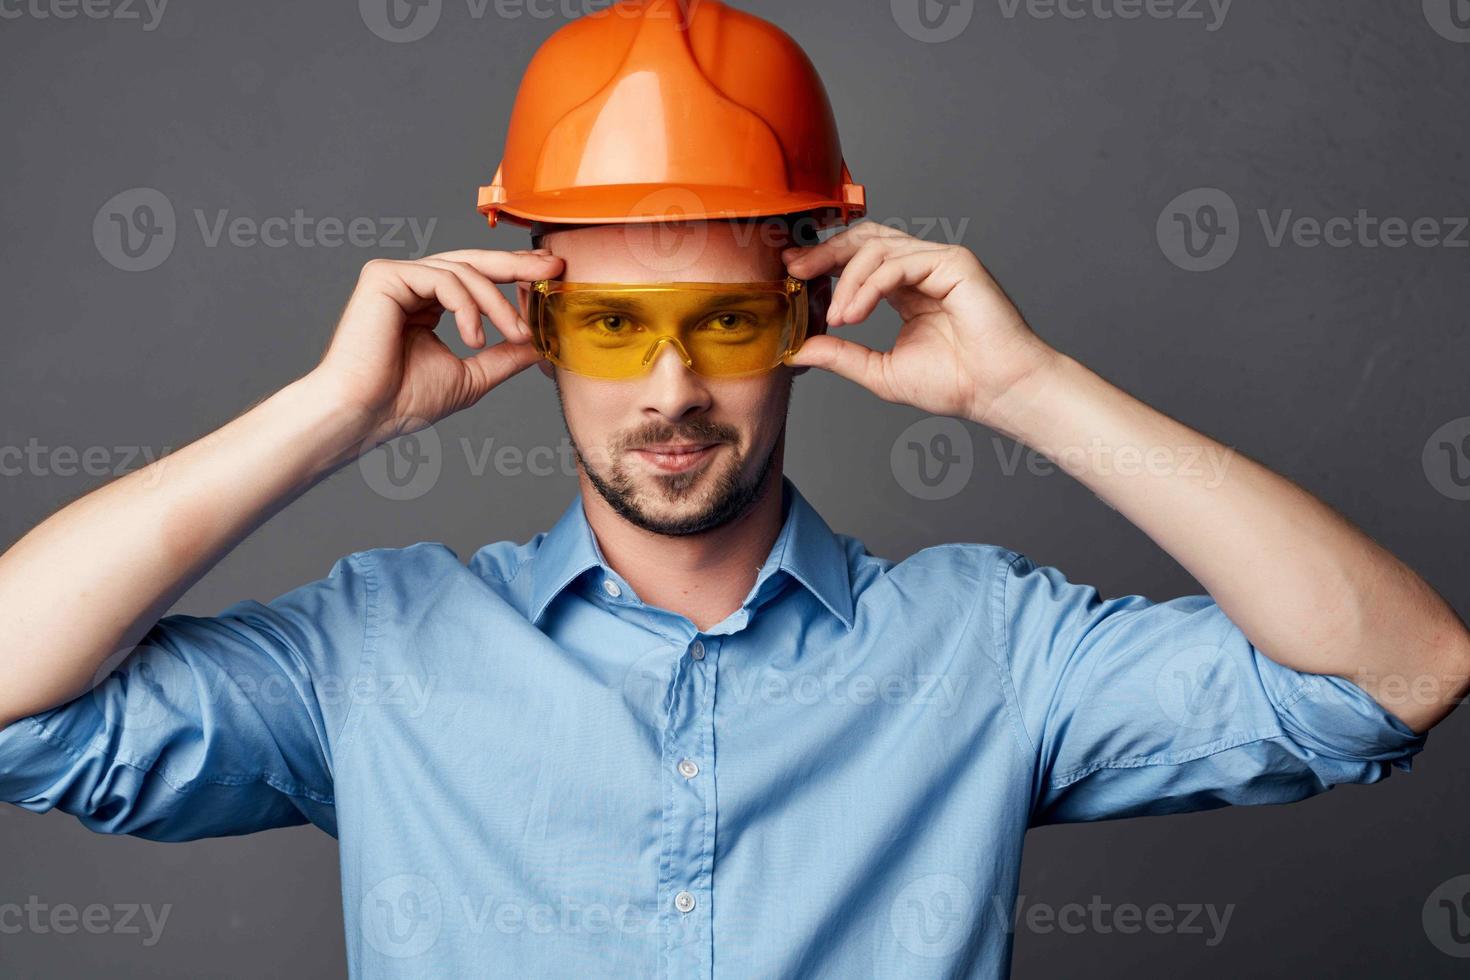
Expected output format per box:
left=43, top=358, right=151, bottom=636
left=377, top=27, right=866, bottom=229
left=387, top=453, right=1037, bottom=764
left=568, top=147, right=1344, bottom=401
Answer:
left=787, top=334, right=890, bottom=399
left=461, top=340, right=546, bottom=401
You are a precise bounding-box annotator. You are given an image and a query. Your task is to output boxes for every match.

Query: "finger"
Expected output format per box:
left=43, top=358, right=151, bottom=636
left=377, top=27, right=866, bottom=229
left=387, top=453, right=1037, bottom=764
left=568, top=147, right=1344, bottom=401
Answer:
left=460, top=337, right=546, bottom=402
left=781, top=221, right=909, bottom=278
left=837, top=248, right=964, bottom=325
left=825, top=239, right=890, bottom=326
left=377, top=261, right=483, bottom=349
left=419, top=258, right=528, bottom=346
left=404, top=308, right=444, bottom=331
left=416, top=259, right=488, bottom=348
left=784, top=334, right=894, bottom=401
left=423, top=248, right=565, bottom=285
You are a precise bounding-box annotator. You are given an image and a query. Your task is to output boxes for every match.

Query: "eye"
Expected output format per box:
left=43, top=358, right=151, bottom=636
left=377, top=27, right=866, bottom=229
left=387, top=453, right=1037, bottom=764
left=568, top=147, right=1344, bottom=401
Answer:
left=588, top=314, right=634, bottom=334
left=701, top=311, right=757, bottom=332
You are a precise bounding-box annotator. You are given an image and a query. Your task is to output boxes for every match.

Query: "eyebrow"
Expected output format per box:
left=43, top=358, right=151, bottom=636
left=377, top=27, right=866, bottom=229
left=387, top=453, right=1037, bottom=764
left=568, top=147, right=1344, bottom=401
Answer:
left=691, top=293, right=776, bottom=308
left=558, top=294, right=646, bottom=314
left=556, top=292, right=780, bottom=312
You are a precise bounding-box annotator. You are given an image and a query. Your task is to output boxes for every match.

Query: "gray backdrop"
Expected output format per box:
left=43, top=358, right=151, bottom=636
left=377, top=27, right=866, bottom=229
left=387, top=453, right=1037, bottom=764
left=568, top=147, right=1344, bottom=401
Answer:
left=2, top=0, right=1469, bottom=976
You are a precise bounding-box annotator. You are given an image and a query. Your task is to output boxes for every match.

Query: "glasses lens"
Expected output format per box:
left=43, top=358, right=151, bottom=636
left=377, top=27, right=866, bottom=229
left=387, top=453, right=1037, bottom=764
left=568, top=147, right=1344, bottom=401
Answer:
left=533, top=282, right=801, bottom=379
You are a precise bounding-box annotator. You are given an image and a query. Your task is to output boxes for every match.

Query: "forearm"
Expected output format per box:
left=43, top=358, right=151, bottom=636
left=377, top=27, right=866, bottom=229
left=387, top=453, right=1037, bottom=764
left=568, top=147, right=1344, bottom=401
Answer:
left=987, top=352, right=1470, bottom=732
left=0, top=374, right=372, bottom=729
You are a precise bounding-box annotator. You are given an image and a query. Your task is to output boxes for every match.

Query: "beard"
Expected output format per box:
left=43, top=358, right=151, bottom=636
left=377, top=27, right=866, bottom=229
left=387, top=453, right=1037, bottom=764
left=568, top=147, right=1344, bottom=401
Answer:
left=553, top=377, right=786, bottom=537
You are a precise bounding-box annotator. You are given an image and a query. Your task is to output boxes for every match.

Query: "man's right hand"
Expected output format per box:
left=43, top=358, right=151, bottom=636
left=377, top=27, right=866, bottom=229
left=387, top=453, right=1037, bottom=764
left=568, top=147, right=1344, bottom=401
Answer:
left=0, top=246, right=563, bottom=728
left=311, top=248, right=565, bottom=449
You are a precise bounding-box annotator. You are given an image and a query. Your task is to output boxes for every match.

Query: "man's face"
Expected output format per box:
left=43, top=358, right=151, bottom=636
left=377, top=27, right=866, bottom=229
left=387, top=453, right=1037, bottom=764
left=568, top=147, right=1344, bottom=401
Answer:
left=517, top=219, right=825, bottom=537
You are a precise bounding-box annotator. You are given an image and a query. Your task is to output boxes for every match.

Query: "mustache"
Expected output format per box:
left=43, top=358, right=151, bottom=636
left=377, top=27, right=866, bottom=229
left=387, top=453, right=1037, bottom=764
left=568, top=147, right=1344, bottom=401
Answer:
left=621, top=421, right=738, bottom=451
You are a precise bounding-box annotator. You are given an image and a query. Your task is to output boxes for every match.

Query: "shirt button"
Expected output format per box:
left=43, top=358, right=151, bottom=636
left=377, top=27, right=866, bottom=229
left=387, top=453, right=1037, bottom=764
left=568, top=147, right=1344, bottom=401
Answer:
left=690, top=640, right=705, bottom=660
left=674, top=890, right=696, bottom=913
left=677, top=758, right=699, bottom=779
left=603, top=579, right=622, bottom=598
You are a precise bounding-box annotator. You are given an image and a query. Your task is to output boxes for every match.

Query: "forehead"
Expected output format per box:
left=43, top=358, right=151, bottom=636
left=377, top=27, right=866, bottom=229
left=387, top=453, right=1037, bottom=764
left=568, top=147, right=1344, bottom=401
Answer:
left=544, top=220, right=789, bottom=283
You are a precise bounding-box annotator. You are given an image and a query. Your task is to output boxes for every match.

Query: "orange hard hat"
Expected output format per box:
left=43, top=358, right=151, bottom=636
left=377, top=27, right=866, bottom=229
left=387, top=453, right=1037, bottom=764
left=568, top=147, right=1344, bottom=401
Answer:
left=477, top=0, right=866, bottom=231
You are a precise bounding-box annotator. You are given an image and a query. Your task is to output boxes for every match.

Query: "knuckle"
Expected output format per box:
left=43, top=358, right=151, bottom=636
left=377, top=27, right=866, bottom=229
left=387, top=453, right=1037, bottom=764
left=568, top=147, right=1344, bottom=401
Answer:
left=949, top=244, right=982, bottom=268
left=430, top=266, right=463, bottom=289
left=859, top=219, right=900, bottom=239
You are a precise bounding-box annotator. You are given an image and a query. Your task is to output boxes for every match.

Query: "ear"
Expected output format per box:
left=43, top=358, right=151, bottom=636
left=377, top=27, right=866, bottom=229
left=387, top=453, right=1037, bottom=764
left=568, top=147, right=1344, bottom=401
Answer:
left=515, top=281, right=556, bottom=380
left=792, top=274, right=832, bottom=378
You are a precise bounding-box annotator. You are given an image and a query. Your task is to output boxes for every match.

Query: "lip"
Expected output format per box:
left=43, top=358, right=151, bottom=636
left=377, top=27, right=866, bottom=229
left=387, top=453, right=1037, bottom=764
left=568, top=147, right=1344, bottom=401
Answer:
left=633, top=442, right=720, bottom=473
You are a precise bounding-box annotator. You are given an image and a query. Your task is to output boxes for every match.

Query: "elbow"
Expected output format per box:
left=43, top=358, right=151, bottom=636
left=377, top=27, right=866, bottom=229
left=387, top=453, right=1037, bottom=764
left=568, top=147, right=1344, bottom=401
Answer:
left=1440, top=615, right=1470, bottom=704
left=1393, top=611, right=1470, bottom=735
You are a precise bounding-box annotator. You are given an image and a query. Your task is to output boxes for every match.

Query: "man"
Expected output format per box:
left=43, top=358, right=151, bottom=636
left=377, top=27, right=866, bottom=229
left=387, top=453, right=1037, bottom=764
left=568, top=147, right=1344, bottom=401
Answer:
left=1, top=1, right=1466, bottom=977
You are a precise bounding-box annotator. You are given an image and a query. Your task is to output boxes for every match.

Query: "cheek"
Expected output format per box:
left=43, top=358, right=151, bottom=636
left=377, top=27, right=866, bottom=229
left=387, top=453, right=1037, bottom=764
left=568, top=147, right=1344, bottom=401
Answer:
left=559, top=380, right=636, bottom=445
left=715, top=379, right=790, bottom=436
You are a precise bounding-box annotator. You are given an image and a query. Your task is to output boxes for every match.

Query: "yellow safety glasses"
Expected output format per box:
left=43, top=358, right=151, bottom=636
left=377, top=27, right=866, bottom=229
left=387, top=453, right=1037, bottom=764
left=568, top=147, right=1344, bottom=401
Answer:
left=526, top=277, right=809, bottom=380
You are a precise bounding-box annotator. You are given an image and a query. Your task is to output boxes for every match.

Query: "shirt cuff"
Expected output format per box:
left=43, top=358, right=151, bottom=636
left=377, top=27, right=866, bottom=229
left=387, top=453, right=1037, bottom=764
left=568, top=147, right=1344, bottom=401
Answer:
left=0, top=713, right=92, bottom=810
left=1269, top=668, right=1427, bottom=772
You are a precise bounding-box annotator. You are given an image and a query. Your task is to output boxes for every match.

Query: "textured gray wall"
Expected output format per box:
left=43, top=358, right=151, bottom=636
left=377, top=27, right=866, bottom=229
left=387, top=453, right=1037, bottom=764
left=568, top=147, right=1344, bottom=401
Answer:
left=2, top=1, right=1469, bottom=976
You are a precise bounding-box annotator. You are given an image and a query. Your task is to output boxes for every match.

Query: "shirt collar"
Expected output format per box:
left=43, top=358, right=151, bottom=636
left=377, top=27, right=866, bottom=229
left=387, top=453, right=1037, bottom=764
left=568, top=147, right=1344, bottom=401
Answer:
left=527, top=475, right=854, bottom=630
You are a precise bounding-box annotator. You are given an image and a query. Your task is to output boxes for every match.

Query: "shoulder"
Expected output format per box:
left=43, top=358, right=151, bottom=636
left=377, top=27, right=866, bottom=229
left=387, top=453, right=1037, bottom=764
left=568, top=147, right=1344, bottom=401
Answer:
left=335, top=540, right=466, bottom=582
left=839, top=535, right=1028, bottom=625
left=312, top=540, right=507, bottom=610
left=291, top=537, right=550, bottom=628
left=844, top=537, right=1026, bottom=592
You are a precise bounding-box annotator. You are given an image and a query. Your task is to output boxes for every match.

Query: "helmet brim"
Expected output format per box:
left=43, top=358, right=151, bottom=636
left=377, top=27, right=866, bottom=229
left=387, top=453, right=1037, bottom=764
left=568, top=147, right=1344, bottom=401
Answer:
left=482, top=183, right=863, bottom=229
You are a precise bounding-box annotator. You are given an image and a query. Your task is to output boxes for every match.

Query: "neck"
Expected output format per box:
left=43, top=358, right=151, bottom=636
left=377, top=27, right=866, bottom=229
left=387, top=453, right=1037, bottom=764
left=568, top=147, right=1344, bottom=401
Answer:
left=579, top=454, right=787, bottom=633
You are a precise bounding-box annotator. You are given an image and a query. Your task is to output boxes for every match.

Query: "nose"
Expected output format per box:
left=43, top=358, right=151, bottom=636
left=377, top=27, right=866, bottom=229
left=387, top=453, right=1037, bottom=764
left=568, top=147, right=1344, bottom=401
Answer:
left=638, top=338, right=712, bottom=420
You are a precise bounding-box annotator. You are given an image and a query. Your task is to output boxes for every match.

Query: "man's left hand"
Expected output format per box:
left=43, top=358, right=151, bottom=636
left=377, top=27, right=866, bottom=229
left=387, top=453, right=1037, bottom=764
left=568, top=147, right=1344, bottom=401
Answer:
left=782, top=221, right=1056, bottom=427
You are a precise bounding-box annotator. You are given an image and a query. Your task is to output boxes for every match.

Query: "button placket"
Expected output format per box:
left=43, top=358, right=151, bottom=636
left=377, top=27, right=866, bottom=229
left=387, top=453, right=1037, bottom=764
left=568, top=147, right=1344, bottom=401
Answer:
left=658, top=635, right=718, bottom=978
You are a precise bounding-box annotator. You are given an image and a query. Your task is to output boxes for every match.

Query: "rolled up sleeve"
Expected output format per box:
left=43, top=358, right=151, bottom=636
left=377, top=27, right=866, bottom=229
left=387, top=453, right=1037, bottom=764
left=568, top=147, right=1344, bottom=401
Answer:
left=990, top=551, right=1426, bottom=827
left=0, top=552, right=375, bottom=841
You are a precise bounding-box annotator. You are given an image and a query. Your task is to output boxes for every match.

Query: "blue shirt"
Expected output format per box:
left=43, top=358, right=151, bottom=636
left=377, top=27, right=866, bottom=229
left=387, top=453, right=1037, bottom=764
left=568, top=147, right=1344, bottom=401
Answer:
left=0, top=475, right=1425, bottom=978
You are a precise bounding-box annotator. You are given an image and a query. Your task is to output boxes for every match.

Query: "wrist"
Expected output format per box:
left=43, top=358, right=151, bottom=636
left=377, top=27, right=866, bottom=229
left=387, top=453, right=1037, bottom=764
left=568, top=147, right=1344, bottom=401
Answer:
left=278, top=372, right=382, bottom=475
left=974, top=345, right=1070, bottom=440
